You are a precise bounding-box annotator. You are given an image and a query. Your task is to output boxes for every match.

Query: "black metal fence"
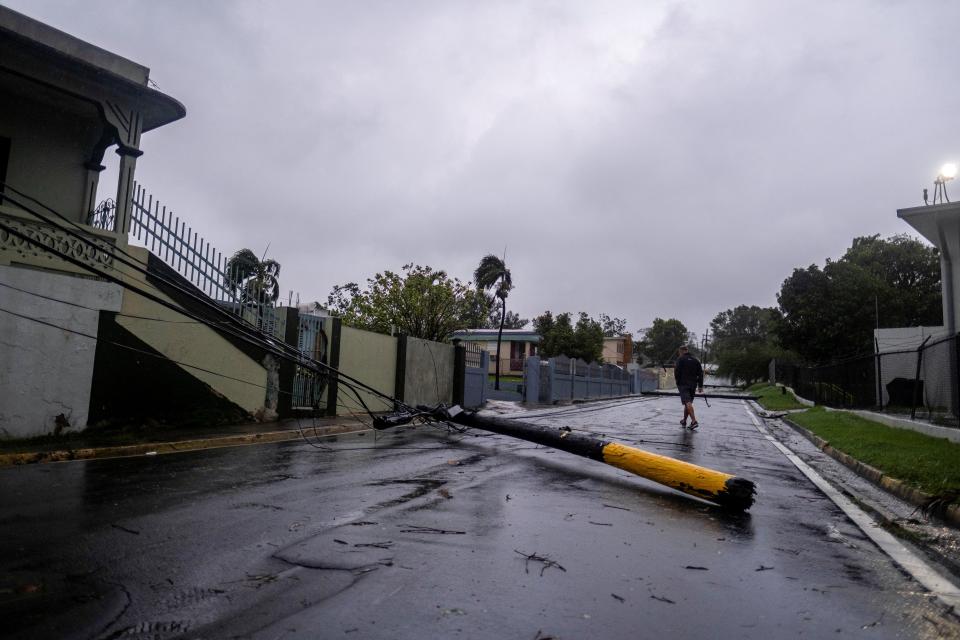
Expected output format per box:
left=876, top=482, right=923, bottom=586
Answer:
left=772, top=333, right=960, bottom=425
left=463, top=341, right=486, bottom=369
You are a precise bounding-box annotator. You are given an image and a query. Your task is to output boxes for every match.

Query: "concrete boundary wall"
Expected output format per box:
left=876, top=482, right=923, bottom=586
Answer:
left=525, top=355, right=633, bottom=404
left=318, top=329, right=465, bottom=417
left=335, top=324, right=397, bottom=414
left=404, top=337, right=454, bottom=408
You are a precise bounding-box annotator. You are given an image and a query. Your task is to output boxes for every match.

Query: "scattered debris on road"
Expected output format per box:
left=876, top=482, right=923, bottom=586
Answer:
left=399, top=524, right=465, bottom=535
left=515, top=550, right=567, bottom=576
left=111, top=523, right=140, bottom=535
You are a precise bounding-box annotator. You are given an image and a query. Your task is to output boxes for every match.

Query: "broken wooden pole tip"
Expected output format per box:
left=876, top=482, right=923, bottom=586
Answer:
left=716, top=477, right=757, bottom=512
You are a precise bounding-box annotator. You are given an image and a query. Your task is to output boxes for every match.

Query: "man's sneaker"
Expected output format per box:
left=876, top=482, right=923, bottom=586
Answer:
left=680, top=419, right=687, bottom=428
left=688, top=421, right=699, bottom=430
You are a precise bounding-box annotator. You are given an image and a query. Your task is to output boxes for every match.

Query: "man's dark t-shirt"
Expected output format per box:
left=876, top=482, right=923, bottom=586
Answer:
left=674, top=353, right=704, bottom=390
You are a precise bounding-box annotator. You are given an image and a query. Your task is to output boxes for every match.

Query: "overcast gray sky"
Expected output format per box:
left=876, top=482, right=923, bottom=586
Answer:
left=8, top=0, right=959, bottom=338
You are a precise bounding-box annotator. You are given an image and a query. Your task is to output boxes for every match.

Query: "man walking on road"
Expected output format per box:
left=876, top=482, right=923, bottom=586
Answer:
left=675, top=345, right=704, bottom=429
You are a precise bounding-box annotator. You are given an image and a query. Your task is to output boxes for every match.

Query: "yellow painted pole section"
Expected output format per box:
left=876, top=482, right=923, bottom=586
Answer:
left=601, top=442, right=734, bottom=502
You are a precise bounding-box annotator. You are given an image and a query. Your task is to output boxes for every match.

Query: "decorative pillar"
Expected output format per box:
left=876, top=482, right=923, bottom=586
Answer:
left=81, top=160, right=105, bottom=225
left=97, top=99, right=143, bottom=238
left=114, top=145, right=143, bottom=237
left=81, top=128, right=113, bottom=225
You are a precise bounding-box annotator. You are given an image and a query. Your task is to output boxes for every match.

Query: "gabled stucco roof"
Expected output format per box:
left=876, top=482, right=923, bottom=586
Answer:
left=0, top=5, right=185, bottom=132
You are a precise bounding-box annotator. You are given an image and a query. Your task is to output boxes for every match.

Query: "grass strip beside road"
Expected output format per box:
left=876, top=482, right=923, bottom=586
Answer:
left=789, top=407, right=960, bottom=494
left=748, top=384, right=806, bottom=411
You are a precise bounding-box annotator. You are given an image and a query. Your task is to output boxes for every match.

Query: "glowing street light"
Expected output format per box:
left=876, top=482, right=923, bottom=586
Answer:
left=929, top=161, right=958, bottom=205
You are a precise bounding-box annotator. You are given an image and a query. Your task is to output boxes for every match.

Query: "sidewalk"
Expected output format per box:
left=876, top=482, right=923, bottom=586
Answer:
left=0, top=415, right=371, bottom=467
left=758, top=403, right=960, bottom=582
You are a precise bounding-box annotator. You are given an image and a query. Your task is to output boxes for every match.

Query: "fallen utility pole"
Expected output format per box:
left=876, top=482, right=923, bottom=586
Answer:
left=376, top=407, right=756, bottom=512
left=642, top=390, right=759, bottom=401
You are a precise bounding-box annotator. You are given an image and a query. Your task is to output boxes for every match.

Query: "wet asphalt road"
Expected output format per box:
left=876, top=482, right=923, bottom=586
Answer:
left=3, top=396, right=960, bottom=639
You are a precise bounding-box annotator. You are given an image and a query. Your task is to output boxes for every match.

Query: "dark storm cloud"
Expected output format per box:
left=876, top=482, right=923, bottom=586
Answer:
left=7, top=0, right=959, bottom=335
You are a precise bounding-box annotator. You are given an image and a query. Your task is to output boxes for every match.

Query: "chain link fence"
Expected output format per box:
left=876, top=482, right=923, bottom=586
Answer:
left=772, top=333, right=960, bottom=426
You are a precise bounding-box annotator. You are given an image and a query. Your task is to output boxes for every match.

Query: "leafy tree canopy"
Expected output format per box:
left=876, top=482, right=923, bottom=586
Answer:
left=326, top=263, right=486, bottom=342
left=599, top=314, right=628, bottom=337
left=533, top=311, right=605, bottom=363
left=492, top=309, right=528, bottom=330
left=474, top=254, right=513, bottom=301
left=776, top=234, right=941, bottom=364
left=637, top=318, right=689, bottom=367
left=709, top=305, right=784, bottom=385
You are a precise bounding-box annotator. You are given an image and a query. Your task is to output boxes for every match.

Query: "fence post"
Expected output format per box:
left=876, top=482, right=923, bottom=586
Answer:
left=814, top=367, right=821, bottom=405
left=911, top=336, right=932, bottom=420
left=480, top=351, right=489, bottom=405
left=540, top=360, right=550, bottom=403
left=277, top=307, right=299, bottom=418
left=453, top=345, right=466, bottom=407
left=325, top=317, right=342, bottom=417
left=842, top=361, right=849, bottom=408
left=875, top=338, right=883, bottom=410
left=394, top=334, right=408, bottom=409
left=524, top=356, right=540, bottom=403
left=954, top=334, right=960, bottom=420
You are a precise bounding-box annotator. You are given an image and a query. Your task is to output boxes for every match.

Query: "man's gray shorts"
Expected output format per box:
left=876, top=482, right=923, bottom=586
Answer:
left=679, top=385, right=696, bottom=404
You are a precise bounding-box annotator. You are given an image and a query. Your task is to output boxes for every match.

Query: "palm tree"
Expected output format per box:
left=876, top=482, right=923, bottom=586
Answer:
left=226, top=248, right=281, bottom=309
left=474, top=254, right=513, bottom=390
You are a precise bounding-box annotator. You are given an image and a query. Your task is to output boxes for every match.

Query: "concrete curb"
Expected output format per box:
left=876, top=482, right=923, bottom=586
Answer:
left=850, top=410, right=960, bottom=444
left=776, top=384, right=815, bottom=407
left=0, top=423, right=370, bottom=467
left=780, top=415, right=960, bottom=529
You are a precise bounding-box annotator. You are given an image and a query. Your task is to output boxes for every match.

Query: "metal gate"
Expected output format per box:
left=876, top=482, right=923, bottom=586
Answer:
left=292, top=314, right=328, bottom=410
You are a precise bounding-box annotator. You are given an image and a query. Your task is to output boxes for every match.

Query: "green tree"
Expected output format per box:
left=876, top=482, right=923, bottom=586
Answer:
left=326, top=264, right=481, bottom=342
left=474, top=254, right=513, bottom=390
left=533, top=311, right=604, bottom=363
left=776, top=235, right=941, bottom=363
left=462, top=291, right=496, bottom=330
left=842, top=234, right=941, bottom=327
left=489, top=309, right=528, bottom=330
left=637, top=318, right=689, bottom=367
left=226, top=248, right=281, bottom=307
left=710, top=305, right=783, bottom=385
left=599, top=314, right=628, bottom=337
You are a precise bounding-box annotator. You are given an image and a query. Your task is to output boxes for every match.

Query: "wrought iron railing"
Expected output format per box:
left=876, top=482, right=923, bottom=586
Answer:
left=87, top=198, right=116, bottom=230
left=125, top=182, right=276, bottom=331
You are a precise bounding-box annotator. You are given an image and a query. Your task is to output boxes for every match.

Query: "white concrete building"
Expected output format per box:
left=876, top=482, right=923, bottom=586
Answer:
left=0, top=6, right=189, bottom=438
